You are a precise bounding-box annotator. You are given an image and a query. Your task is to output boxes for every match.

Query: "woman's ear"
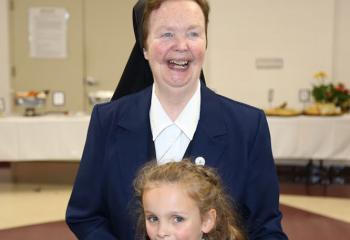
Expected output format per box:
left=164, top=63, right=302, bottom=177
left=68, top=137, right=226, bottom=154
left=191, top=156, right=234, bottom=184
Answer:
left=201, top=209, right=216, bottom=234
left=143, top=48, right=149, bottom=60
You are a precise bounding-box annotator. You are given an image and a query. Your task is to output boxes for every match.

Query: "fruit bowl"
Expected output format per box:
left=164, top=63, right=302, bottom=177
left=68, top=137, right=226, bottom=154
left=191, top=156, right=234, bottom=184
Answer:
left=15, top=90, right=49, bottom=116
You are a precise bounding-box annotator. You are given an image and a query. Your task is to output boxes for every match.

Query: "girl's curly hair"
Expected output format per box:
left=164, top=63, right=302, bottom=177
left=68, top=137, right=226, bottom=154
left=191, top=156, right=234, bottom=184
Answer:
left=133, top=160, right=246, bottom=240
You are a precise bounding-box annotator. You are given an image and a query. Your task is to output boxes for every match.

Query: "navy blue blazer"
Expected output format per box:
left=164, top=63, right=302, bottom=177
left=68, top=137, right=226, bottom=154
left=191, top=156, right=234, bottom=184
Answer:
left=66, top=85, right=287, bottom=239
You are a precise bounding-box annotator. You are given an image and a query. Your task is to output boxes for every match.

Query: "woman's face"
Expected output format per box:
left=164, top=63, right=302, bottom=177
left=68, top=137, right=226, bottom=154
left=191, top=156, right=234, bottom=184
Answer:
left=143, top=183, right=207, bottom=240
left=143, top=0, right=206, bottom=95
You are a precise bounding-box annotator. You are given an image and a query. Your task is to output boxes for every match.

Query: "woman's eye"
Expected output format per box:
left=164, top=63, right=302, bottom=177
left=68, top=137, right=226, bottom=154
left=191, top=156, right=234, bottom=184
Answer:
left=173, top=216, right=185, bottom=223
left=188, top=31, right=199, bottom=38
left=162, top=32, right=173, bottom=38
left=146, top=215, right=159, bottom=223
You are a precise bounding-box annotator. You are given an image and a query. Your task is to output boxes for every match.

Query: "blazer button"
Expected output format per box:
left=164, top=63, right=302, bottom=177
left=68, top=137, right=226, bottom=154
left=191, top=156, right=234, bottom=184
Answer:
left=195, top=156, right=205, bottom=166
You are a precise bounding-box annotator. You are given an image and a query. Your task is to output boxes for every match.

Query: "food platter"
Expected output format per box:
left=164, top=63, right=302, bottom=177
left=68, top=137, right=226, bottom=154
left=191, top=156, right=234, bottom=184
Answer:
left=264, top=109, right=302, bottom=117
left=264, top=102, right=302, bottom=117
left=15, top=90, right=49, bottom=116
left=303, top=103, right=342, bottom=116
left=264, top=102, right=344, bottom=117
left=303, top=111, right=342, bottom=116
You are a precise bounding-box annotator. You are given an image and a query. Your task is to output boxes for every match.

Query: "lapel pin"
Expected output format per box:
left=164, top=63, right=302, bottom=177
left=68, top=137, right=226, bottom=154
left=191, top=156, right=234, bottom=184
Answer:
left=195, top=156, right=205, bottom=166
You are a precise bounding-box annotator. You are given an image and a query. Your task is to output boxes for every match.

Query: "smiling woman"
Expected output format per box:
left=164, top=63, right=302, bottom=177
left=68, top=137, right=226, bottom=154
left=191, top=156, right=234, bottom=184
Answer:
left=143, top=0, right=208, bottom=120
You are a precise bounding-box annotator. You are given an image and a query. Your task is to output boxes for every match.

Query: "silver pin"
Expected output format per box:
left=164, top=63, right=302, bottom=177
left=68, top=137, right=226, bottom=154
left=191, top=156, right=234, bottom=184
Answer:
left=195, top=156, right=205, bottom=166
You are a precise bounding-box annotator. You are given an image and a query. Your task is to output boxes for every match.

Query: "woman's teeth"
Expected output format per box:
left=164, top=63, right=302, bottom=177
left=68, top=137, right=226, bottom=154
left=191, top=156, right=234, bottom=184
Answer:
left=168, top=60, right=189, bottom=69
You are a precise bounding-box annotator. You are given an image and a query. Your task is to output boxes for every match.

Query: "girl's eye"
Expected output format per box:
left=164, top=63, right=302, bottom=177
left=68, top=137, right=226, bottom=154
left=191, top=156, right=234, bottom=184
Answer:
left=173, top=215, right=185, bottom=223
left=146, top=215, right=159, bottom=223
left=162, top=32, right=173, bottom=38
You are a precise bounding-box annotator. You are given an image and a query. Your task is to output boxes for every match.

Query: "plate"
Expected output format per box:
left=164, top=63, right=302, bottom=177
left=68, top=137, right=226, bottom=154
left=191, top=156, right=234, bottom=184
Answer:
left=303, top=111, right=343, bottom=116
left=264, top=109, right=302, bottom=117
left=266, top=112, right=302, bottom=117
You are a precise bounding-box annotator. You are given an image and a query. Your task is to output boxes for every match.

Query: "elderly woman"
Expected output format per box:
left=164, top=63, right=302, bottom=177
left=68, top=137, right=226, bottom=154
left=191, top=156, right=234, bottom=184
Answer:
left=66, top=0, right=287, bottom=239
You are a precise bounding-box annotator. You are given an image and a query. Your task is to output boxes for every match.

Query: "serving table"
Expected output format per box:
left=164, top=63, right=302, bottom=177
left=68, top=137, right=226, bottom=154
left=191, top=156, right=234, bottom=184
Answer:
left=0, top=114, right=349, bottom=162
left=0, top=114, right=89, bottom=161
left=267, top=114, right=350, bottom=162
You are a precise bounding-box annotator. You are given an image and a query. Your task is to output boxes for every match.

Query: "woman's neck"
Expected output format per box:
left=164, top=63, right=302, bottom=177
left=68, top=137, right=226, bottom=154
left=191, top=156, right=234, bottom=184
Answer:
left=154, top=82, right=198, bottom=121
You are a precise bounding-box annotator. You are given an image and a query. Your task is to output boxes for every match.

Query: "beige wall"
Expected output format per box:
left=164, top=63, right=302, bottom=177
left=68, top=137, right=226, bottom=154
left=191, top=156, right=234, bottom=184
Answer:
left=0, top=0, right=11, bottom=114
left=1, top=0, right=350, bottom=112
left=7, top=0, right=134, bottom=113
left=83, top=0, right=134, bottom=91
left=11, top=0, right=85, bottom=113
left=206, top=0, right=335, bottom=109
left=83, top=0, right=134, bottom=112
left=333, top=0, right=350, bottom=85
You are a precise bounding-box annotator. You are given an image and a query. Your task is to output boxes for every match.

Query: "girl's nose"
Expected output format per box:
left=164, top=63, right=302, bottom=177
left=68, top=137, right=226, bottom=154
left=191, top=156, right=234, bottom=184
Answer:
left=157, top=222, right=171, bottom=239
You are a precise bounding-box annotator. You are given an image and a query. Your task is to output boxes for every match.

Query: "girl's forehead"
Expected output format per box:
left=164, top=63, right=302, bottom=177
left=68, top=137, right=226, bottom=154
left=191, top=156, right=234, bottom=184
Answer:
left=142, top=182, right=200, bottom=210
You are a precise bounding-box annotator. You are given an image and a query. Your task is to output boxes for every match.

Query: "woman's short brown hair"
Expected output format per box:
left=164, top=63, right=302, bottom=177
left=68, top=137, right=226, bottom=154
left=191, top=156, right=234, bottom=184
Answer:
left=142, top=0, right=210, bottom=49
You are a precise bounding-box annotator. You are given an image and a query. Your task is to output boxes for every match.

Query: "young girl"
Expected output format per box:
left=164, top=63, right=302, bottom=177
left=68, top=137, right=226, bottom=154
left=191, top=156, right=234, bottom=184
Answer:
left=133, top=160, right=246, bottom=240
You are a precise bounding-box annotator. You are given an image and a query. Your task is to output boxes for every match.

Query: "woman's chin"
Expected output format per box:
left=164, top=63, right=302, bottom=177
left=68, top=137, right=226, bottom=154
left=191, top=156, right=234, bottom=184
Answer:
left=167, top=70, right=196, bottom=85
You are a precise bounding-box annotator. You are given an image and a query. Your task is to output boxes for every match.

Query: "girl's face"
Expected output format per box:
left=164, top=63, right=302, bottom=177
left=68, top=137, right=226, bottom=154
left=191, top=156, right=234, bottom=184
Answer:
left=143, top=0, right=206, bottom=96
left=142, top=183, right=213, bottom=240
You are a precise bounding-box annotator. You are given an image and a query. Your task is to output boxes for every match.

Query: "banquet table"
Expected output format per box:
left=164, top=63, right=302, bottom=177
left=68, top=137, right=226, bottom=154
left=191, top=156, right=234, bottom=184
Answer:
left=267, top=114, right=350, bottom=162
left=0, top=114, right=89, bottom=161
left=0, top=114, right=350, bottom=162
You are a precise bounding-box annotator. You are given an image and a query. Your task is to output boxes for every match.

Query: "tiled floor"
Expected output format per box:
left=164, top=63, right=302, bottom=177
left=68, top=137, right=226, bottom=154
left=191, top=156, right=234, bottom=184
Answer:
left=280, top=194, right=350, bottom=223
left=280, top=204, right=350, bottom=240
left=1, top=165, right=350, bottom=239
left=1, top=182, right=350, bottom=226
left=0, top=183, right=71, bottom=229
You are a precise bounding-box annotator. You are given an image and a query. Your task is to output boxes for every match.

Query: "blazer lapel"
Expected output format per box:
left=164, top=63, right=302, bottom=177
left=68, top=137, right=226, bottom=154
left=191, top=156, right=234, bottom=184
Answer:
left=189, top=86, right=228, bottom=166
left=112, top=85, right=228, bottom=173
left=113, top=87, right=154, bottom=185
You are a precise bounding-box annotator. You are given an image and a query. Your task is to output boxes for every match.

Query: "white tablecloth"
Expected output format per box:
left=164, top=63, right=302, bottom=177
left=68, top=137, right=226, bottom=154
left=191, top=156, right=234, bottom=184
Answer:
left=0, top=115, right=89, bottom=161
left=1, top=114, right=350, bottom=162
left=267, top=114, right=350, bottom=161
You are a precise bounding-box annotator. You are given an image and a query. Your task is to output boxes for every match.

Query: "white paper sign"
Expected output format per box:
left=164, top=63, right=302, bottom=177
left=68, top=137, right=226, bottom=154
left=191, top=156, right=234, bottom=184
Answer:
left=52, top=91, right=65, bottom=106
left=29, top=7, right=69, bottom=58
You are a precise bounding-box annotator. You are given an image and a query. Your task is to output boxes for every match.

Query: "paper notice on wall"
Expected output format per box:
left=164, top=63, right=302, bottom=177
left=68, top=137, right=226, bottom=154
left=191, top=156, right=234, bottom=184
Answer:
left=29, top=7, right=69, bottom=59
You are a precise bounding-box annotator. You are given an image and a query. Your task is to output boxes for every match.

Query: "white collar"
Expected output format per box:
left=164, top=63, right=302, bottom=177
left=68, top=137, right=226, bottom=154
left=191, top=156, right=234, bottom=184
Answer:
left=150, top=82, right=201, bottom=141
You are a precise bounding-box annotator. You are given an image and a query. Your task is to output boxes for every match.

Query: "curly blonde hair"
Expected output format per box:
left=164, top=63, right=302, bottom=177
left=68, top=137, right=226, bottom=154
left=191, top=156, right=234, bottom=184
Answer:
left=133, top=160, right=246, bottom=240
